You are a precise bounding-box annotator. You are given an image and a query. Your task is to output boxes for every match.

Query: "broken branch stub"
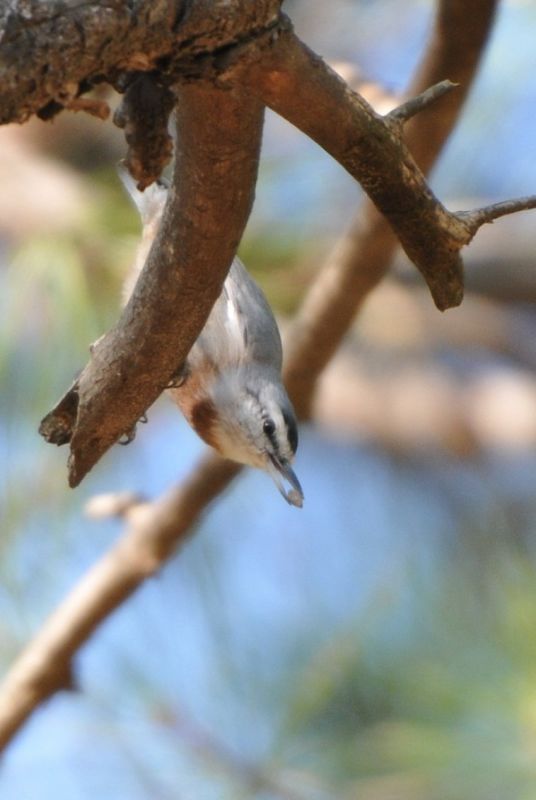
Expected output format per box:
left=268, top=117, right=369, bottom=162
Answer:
left=114, top=72, right=175, bottom=190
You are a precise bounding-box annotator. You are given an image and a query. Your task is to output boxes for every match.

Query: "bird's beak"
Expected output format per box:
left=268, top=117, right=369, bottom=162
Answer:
left=267, top=453, right=304, bottom=508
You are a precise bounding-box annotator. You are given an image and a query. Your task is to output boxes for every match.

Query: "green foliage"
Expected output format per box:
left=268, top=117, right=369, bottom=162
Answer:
left=277, top=553, right=536, bottom=799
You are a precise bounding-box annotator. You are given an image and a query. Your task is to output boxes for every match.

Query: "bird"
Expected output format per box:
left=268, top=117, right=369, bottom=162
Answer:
left=119, top=166, right=304, bottom=507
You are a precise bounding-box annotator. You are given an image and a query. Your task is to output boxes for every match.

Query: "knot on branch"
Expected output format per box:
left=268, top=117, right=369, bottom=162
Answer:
left=38, top=385, right=79, bottom=446
left=114, top=72, right=175, bottom=190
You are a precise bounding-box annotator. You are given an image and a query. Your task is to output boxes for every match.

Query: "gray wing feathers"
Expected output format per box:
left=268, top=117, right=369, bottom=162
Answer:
left=121, top=171, right=282, bottom=372
left=189, top=258, right=283, bottom=372
left=227, top=258, right=283, bottom=369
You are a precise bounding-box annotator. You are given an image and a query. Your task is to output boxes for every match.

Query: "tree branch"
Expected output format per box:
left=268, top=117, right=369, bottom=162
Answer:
left=284, top=0, right=500, bottom=417
left=3, top=2, right=530, bottom=317
left=0, top=454, right=240, bottom=751
left=239, top=19, right=536, bottom=313
left=236, top=21, right=472, bottom=310
left=114, top=72, right=176, bottom=190
left=160, top=706, right=318, bottom=800
left=0, top=0, right=282, bottom=123
left=40, top=81, right=264, bottom=487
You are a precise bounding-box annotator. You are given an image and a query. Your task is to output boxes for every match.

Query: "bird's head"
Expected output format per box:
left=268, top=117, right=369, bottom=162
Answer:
left=194, top=366, right=303, bottom=507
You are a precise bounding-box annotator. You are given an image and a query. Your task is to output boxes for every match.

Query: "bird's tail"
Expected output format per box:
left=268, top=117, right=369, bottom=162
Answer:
left=117, top=161, right=169, bottom=225
left=117, top=162, right=169, bottom=305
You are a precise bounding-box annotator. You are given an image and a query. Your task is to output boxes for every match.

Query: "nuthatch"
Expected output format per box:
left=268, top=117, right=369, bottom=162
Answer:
left=120, top=167, right=304, bottom=507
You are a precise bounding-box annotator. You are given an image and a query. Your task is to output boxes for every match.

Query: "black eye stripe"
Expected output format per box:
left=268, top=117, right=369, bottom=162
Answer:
left=245, top=387, right=298, bottom=456
left=283, top=411, right=298, bottom=455
left=263, top=412, right=298, bottom=455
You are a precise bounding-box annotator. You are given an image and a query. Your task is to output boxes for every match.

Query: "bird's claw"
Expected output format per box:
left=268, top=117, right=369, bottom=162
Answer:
left=118, top=427, right=136, bottom=446
left=118, top=411, right=149, bottom=445
left=166, top=363, right=189, bottom=389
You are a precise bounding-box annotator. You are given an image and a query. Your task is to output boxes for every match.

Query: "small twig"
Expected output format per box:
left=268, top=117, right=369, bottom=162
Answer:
left=164, top=707, right=325, bottom=800
left=387, top=79, right=458, bottom=124
left=64, top=95, right=110, bottom=120
left=84, top=491, right=145, bottom=519
left=459, top=195, right=536, bottom=235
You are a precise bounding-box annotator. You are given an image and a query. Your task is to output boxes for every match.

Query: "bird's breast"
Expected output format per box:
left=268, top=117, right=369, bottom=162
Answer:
left=168, top=368, right=220, bottom=451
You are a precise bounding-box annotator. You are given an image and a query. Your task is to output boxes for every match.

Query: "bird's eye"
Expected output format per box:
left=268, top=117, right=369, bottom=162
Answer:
left=263, top=419, right=275, bottom=437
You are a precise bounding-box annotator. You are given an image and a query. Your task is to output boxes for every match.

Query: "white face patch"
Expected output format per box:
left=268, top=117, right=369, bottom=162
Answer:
left=207, top=370, right=299, bottom=473
left=211, top=423, right=267, bottom=469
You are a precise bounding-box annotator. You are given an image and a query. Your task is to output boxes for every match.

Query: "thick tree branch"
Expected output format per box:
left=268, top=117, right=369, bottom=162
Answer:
left=40, top=82, right=264, bottom=487
left=0, top=0, right=282, bottom=123
left=3, top=2, right=532, bottom=315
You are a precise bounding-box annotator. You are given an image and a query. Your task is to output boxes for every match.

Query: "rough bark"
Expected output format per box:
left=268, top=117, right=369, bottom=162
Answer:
left=0, top=0, right=282, bottom=123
